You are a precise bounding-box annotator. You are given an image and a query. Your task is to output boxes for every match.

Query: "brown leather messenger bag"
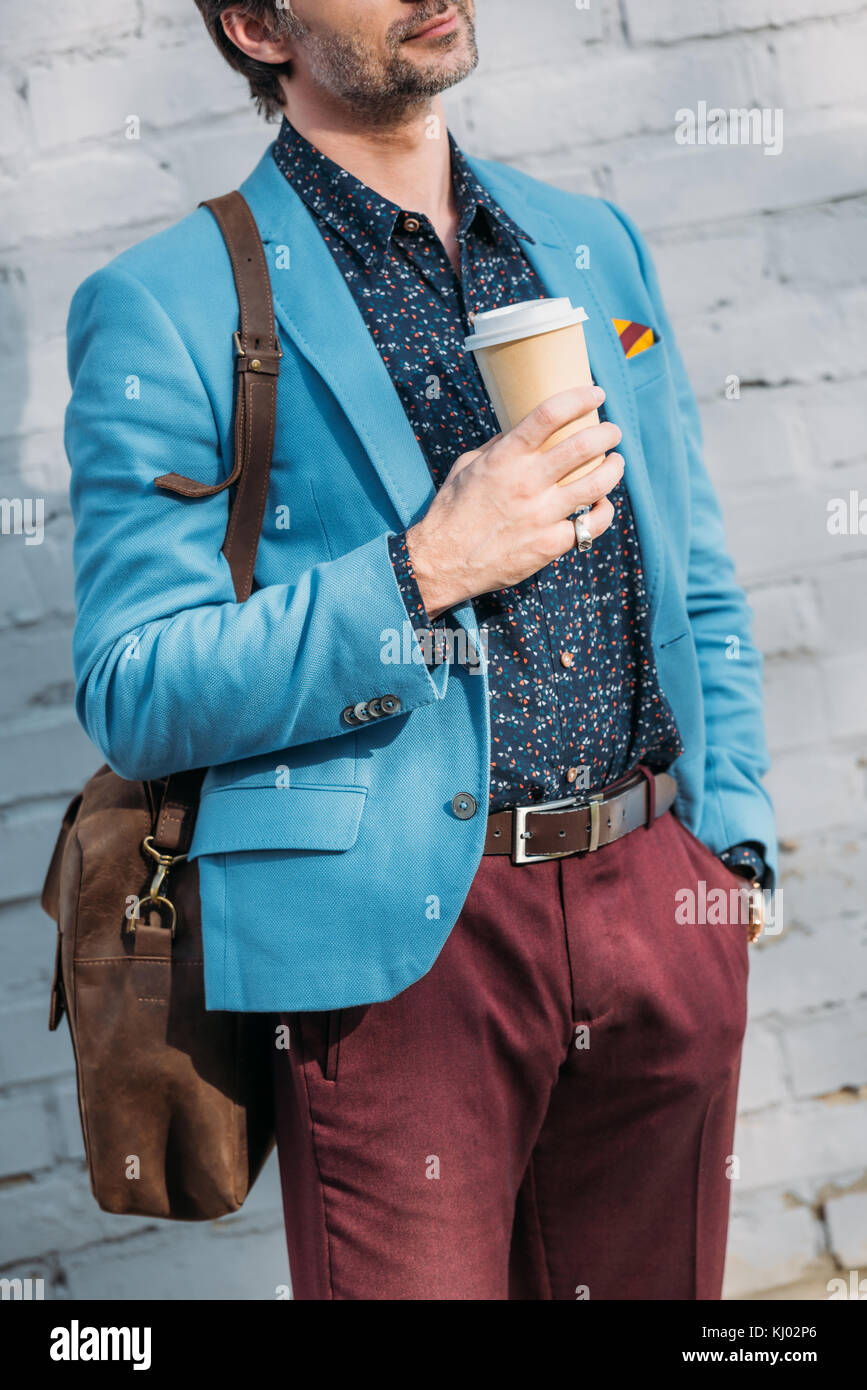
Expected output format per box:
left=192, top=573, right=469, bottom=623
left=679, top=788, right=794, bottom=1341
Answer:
left=41, top=192, right=280, bottom=1221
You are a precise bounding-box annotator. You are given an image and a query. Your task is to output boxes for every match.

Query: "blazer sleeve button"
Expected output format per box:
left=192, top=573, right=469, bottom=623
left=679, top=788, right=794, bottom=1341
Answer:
left=353, top=701, right=372, bottom=721
left=380, top=695, right=401, bottom=714
left=342, top=705, right=359, bottom=725
left=451, top=793, right=477, bottom=819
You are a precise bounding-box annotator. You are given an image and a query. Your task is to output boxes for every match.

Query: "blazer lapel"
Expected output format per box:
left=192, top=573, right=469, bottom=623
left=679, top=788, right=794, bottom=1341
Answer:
left=467, top=158, right=666, bottom=614
left=240, top=150, right=437, bottom=533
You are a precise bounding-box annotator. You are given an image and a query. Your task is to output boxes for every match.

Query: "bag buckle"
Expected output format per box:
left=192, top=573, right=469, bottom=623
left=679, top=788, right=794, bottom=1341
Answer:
left=126, top=836, right=188, bottom=938
left=233, top=330, right=283, bottom=372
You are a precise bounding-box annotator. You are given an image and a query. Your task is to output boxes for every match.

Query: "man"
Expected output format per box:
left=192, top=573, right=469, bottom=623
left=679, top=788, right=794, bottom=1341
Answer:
left=66, top=0, right=775, bottom=1300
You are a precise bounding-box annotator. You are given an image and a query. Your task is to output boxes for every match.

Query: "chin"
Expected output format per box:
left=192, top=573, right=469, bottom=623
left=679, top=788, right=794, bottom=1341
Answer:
left=410, top=32, right=477, bottom=85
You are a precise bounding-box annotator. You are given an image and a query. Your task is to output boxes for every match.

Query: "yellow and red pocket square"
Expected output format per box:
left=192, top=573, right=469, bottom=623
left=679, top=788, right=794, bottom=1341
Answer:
left=612, top=318, right=657, bottom=358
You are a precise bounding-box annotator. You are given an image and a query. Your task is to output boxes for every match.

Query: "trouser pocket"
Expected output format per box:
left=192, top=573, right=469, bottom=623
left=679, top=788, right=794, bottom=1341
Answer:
left=673, top=815, right=749, bottom=891
left=323, top=1008, right=341, bottom=1081
left=296, top=1008, right=343, bottom=1083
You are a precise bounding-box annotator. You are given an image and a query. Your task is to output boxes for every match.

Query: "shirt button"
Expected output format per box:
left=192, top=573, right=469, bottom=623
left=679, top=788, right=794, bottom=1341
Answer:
left=451, top=793, right=477, bottom=820
left=566, top=767, right=579, bottom=784
left=403, top=216, right=421, bottom=232
left=560, top=651, right=575, bottom=668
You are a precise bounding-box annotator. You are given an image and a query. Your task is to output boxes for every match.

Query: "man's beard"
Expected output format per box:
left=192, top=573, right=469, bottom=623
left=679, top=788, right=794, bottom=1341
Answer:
left=285, top=2, right=478, bottom=124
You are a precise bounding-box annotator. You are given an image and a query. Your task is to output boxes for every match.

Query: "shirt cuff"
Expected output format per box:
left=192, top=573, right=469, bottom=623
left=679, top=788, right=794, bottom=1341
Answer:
left=719, top=843, right=767, bottom=886
left=387, top=531, right=449, bottom=668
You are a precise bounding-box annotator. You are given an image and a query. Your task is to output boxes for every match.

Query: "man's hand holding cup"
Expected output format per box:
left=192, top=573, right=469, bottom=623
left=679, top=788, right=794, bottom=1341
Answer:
left=407, top=385, right=623, bottom=621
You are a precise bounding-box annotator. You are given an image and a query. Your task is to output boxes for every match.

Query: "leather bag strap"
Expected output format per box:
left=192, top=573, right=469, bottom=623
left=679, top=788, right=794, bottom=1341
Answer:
left=153, top=768, right=207, bottom=855
left=154, top=190, right=280, bottom=601
left=149, top=191, right=281, bottom=848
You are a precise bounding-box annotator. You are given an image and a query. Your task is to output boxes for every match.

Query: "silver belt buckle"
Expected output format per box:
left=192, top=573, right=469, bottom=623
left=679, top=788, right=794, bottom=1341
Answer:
left=512, top=792, right=606, bottom=864
left=513, top=795, right=579, bottom=864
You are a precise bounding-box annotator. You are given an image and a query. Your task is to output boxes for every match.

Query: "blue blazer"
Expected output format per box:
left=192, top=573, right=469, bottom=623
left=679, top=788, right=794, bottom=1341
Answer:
left=66, top=143, right=776, bottom=1011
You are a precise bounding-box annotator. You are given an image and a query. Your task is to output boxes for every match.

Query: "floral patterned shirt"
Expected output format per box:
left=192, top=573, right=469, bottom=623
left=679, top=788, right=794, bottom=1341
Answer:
left=273, top=117, right=684, bottom=812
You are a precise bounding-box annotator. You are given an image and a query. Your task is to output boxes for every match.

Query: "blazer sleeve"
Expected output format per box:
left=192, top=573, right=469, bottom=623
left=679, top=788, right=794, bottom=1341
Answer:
left=66, top=262, right=448, bottom=782
left=604, top=201, right=778, bottom=885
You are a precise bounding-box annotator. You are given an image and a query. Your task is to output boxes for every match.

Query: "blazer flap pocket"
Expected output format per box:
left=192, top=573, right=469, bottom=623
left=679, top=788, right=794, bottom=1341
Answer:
left=189, top=785, right=368, bottom=856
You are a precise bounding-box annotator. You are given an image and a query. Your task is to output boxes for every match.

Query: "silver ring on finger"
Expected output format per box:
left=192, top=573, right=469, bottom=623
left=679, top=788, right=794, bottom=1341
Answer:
left=574, top=513, right=593, bottom=553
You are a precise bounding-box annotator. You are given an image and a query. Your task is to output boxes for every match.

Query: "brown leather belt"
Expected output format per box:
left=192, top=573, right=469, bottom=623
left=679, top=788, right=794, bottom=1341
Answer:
left=483, top=769, right=677, bottom=864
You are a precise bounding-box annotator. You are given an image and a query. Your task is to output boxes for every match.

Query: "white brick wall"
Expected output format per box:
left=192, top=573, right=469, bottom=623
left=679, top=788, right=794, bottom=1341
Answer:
left=0, top=0, right=864, bottom=1302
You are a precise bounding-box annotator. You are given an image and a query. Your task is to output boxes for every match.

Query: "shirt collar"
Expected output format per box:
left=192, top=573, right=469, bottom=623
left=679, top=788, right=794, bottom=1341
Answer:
left=272, top=116, right=533, bottom=269
left=449, top=136, right=532, bottom=246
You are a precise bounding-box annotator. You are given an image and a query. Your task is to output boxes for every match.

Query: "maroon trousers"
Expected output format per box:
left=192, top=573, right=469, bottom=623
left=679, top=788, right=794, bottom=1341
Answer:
left=273, top=809, right=749, bottom=1300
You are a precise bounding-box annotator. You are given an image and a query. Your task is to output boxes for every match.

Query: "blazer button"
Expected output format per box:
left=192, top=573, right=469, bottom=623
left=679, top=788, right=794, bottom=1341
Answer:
left=452, top=792, right=477, bottom=820
left=353, top=701, right=372, bottom=721
left=342, top=705, right=359, bottom=725
left=380, top=695, right=401, bottom=714
left=368, top=697, right=383, bottom=717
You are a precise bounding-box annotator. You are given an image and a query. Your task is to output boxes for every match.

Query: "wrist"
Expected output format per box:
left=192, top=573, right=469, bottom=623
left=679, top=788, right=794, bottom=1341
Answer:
left=405, top=522, right=461, bottom=621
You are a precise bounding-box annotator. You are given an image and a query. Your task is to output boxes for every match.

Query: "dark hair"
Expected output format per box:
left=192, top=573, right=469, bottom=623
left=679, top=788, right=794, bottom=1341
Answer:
left=194, top=2, right=298, bottom=120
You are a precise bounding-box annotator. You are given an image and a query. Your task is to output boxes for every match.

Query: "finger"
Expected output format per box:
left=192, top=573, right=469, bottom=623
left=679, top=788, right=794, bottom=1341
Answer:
left=540, top=453, right=625, bottom=523
left=545, top=496, right=616, bottom=560
left=505, top=386, right=606, bottom=454
left=539, top=420, right=622, bottom=487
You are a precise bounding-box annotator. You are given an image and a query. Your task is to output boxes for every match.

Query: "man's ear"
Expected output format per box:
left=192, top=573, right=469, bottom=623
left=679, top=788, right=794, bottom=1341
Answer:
left=220, top=6, right=296, bottom=65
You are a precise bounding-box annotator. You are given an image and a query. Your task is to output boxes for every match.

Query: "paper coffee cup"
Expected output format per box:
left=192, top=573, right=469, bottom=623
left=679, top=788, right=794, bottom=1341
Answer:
left=464, top=298, right=604, bottom=485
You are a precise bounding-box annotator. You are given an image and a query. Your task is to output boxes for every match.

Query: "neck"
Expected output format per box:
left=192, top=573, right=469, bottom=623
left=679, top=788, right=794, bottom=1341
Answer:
left=280, top=92, right=454, bottom=225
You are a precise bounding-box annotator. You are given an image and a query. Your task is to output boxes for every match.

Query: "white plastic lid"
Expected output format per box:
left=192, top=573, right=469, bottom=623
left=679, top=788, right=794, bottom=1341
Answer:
left=463, top=297, right=588, bottom=352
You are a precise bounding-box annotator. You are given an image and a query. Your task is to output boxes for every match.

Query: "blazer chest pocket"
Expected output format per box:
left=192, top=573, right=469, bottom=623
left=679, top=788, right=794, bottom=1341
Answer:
left=625, top=338, right=668, bottom=392
left=626, top=340, right=690, bottom=493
